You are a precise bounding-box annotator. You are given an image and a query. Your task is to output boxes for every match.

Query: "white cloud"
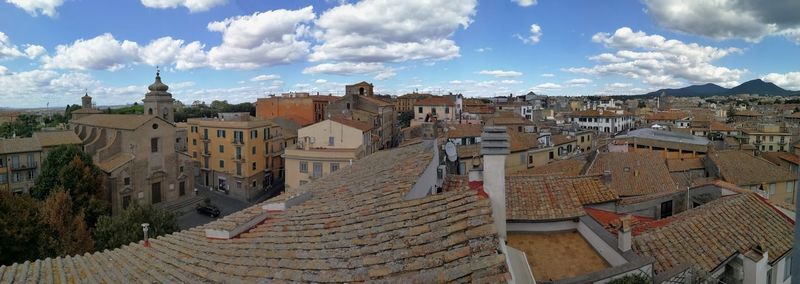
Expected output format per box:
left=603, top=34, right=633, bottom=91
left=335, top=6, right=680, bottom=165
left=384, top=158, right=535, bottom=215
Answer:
left=5, top=0, right=64, bottom=17
left=762, top=72, right=800, bottom=90
left=374, top=69, right=396, bottom=80
left=608, top=82, right=632, bottom=88
left=449, top=80, right=463, bottom=84
left=303, top=62, right=383, bottom=74
left=174, top=41, right=207, bottom=70
left=141, top=0, right=226, bottom=12
left=206, top=6, right=315, bottom=70
left=0, top=65, right=7, bottom=75
left=511, top=0, right=537, bottom=7
left=310, top=0, right=476, bottom=63
left=515, top=24, right=542, bottom=44
left=643, top=0, right=800, bottom=43
left=535, top=83, right=562, bottom=89
left=541, top=73, right=555, bottom=77
left=478, top=69, right=523, bottom=78
left=501, top=80, right=522, bottom=84
left=24, top=45, right=46, bottom=59
left=139, top=37, right=186, bottom=67
left=314, top=79, right=327, bottom=84
left=565, top=78, right=592, bottom=86
left=568, top=27, right=746, bottom=87
left=250, top=74, right=280, bottom=82
left=475, top=47, right=492, bottom=52
left=43, top=33, right=140, bottom=71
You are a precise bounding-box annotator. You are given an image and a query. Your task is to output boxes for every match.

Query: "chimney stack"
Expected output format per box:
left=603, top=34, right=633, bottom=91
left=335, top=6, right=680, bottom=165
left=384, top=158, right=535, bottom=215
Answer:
left=618, top=215, right=632, bottom=252
left=481, top=126, right=510, bottom=240
left=142, top=223, right=150, bottom=248
left=602, top=170, right=612, bottom=185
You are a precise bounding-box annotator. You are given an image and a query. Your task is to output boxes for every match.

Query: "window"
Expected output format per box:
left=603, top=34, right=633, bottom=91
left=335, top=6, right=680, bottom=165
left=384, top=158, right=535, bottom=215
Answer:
left=28, top=170, right=35, bottom=179
left=150, top=137, right=159, bottom=153
left=251, top=130, right=258, bottom=139
left=431, top=108, right=437, bottom=114
left=151, top=182, right=161, bottom=204
left=236, top=181, right=242, bottom=189
left=264, top=128, right=270, bottom=140
left=179, top=181, right=185, bottom=196
left=312, top=162, right=322, bottom=178
left=252, top=146, right=256, bottom=155
left=203, top=157, right=209, bottom=168
left=192, top=139, right=197, bottom=145
left=0, top=174, right=6, bottom=184
left=235, top=147, right=241, bottom=159
left=180, top=166, right=184, bottom=173
left=331, top=163, right=339, bottom=172
left=519, top=153, right=525, bottom=164
left=785, top=256, right=792, bottom=280
left=788, top=181, right=795, bottom=193
left=219, top=159, right=225, bottom=168
left=236, top=163, right=242, bottom=176
left=203, top=128, right=208, bottom=139
left=193, top=152, right=198, bottom=158
left=329, top=136, right=335, bottom=146
left=219, top=145, right=224, bottom=153
left=0, top=158, right=4, bottom=167
left=217, top=129, right=227, bottom=138
left=346, top=103, right=351, bottom=110
left=769, top=183, right=776, bottom=195
left=122, top=195, right=131, bottom=210
left=528, top=156, right=533, bottom=164
left=299, top=161, right=308, bottom=173
left=13, top=172, right=20, bottom=182
left=549, top=152, right=554, bottom=159
left=445, top=107, right=449, bottom=114
left=251, top=162, right=256, bottom=171
left=418, top=107, right=423, bottom=113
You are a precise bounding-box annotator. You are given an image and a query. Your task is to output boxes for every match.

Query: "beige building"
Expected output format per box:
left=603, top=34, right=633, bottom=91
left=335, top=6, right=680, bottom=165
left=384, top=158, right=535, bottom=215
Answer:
left=0, top=131, right=82, bottom=193
left=740, top=124, right=792, bottom=152
left=706, top=150, right=797, bottom=205
left=70, top=72, right=195, bottom=214
left=413, top=96, right=456, bottom=124
left=284, top=118, right=375, bottom=192
left=185, top=113, right=283, bottom=201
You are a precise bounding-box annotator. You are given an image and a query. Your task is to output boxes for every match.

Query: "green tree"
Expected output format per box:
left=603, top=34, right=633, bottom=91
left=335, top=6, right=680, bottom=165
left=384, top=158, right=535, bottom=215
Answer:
left=398, top=111, right=414, bottom=128
left=32, top=145, right=108, bottom=227
left=0, top=191, right=50, bottom=265
left=607, top=274, right=651, bottom=284
left=94, top=204, right=179, bottom=251
left=64, top=104, right=81, bottom=120
left=0, top=114, right=41, bottom=138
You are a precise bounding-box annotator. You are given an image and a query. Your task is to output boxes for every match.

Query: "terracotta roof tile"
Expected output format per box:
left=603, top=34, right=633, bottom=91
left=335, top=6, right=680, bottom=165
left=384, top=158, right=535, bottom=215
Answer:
left=510, top=159, right=586, bottom=176
left=414, top=96, right=455, bottom=106
left=505, top=175, right=617, bottom=221
left=634, top=193, right=793, bottom=275
left=761, top=151, right=800, bottom=165
left=587, top=152, right=679, bottom=197
left=0, top=137, right=40, bottom=154
left=71, top=114, right=165, bottom=130
left=328, top=117, right=373, bottom=131
left=551, top=134, right=576, bottom=146
left=32, top=131, right=82, bottom=147
left=666, top=158, right=704, bottom=172
left=446, top=124, right=483, bottom=138
left=707, top=150, right=796, bottom=185
left=2, top=142, right=508, bottom=282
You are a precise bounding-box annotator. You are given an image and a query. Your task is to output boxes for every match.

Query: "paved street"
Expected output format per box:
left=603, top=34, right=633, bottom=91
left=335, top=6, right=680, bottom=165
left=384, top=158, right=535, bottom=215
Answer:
left=176, top=184, right=285, bottom=229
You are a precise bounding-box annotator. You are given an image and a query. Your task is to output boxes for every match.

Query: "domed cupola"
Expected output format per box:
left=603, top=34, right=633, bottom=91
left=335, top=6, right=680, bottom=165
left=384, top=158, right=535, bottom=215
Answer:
left=147, top=70, right=170, bottom=95
left=142, top=68, right=176, bottom=122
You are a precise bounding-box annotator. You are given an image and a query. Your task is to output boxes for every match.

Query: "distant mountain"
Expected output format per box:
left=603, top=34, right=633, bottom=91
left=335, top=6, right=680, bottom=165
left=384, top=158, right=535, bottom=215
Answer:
left=636, top=79, right=798, bottom=98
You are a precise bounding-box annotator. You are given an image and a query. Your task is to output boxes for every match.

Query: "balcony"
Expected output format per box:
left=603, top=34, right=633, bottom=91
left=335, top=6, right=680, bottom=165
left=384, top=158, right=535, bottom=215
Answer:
left=232, top=138, right=245, bottom=145
left=233, top=155, right=246, bottom=163
left=201, top=136, right=210, bottom=142
left=11, top=162, right=37, bottom=171
left=201, top=151, right=211, bottom=157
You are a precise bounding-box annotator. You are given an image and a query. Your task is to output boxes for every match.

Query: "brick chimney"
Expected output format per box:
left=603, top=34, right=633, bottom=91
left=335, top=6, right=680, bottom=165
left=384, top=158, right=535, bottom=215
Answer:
left=481, top=126, right=509, bottom=240
left=618, top=215, right=632, bottom=252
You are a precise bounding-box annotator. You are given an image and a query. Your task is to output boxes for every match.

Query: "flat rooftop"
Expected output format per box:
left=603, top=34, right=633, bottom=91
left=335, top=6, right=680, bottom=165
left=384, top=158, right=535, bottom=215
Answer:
left=508, top=231, right=609, bottom=282
left=621, top=128, right=710, bottom=146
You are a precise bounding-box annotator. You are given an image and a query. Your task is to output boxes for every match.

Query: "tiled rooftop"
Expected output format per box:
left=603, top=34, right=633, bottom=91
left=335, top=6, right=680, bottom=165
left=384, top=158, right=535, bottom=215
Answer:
left=707, top=150, right=796, bottom=185
left=665, top=158, right=704, bottom=172
left=587, top=152, right=679, bottom=197
left=510, top=159, right=586, bottom=176
left=0, top=143, right=508, bottom=282
left=634, top=193, right=793, bottom=275
left=71, top=114, right=166, bottom=130
left=505, top=175, right=617, bottom=222
left=508, top=231, right=609, bottom=281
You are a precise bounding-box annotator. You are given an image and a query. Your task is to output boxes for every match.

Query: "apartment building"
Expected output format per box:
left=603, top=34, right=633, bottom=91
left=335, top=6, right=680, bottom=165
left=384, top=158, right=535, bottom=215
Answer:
left=254, top=92, right=337, bottom=127
left=565, top=109, right=635, bottom=133
left=739, top=124, right=792, bottom=152
left=327, top=83, right=397, bottom=149
left=0, top=131, right=84, bottom=193
left=412, top=96, right=456, bottom=124
left=186, top=113, right=282, bottom=201
left=284, top=118, right=375, bottom=193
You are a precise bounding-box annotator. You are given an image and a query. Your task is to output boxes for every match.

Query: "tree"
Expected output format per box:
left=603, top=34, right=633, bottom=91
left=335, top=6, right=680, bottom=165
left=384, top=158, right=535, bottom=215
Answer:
left=93, top=204, right=179, bottom=251
left=398, top=111, right=414, bottom=128
left=40, top=190, right=94, bottom=257
left=0, top=191, right=50, bottom=265
left=64, top=104, right=81, bottom=120
left=0, top=114, right=41, bottom=138
left=607, top=274, right=651, bottom=284
left=32, top=145, right=108, bottom=228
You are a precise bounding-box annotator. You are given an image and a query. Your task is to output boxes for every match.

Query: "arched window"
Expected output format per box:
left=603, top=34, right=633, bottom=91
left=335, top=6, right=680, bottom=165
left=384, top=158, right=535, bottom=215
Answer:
left=148, top=108, right=153, bottom=115
left=359, top=87, right=365, bottom=95
left=346, top=103, right=351, bottom=110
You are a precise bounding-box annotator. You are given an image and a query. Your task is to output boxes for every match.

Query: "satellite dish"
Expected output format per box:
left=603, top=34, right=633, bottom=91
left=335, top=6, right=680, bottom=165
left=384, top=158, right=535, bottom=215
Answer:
left=444, top=141, right=457, bottom=162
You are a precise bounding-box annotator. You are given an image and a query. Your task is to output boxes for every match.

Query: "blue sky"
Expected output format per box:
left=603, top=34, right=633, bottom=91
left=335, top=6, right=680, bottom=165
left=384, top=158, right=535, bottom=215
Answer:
left=0, top=0, right=799, bottom=108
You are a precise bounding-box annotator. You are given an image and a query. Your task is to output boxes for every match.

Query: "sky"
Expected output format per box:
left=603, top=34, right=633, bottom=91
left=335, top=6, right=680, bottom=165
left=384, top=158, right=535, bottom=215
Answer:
left=0, top=0, right=799, bottom=108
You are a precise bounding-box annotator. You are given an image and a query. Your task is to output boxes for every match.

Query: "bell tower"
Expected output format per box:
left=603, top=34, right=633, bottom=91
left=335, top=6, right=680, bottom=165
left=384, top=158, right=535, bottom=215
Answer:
left=142, top=69, right=175, bottom=122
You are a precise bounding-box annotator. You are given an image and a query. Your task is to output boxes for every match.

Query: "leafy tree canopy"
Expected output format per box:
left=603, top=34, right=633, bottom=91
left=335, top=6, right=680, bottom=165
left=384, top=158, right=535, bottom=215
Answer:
left=94, top=204, right=178, bottom=251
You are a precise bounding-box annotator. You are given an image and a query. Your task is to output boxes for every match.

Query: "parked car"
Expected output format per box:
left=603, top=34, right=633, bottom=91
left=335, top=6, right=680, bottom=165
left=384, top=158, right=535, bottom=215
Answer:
left=196, top=203, right=221, bottom=217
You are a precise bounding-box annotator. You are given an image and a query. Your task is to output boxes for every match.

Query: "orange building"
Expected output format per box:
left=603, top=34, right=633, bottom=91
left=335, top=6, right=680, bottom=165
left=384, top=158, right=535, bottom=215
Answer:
left=255, top=93, right=337, bottom=127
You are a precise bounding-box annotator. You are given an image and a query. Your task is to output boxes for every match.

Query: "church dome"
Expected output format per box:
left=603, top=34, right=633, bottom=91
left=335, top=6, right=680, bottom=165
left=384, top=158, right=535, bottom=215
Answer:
left=148, top=71, right=169, bottom=93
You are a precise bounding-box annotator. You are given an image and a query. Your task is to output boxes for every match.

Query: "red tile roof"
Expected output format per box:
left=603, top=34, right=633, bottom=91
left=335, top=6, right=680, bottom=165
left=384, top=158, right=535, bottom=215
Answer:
left=587, top=152, right=679, bottom=197
left=414, top=96, right=454, bottom=106
left=329, top=117, right=373, bottom=131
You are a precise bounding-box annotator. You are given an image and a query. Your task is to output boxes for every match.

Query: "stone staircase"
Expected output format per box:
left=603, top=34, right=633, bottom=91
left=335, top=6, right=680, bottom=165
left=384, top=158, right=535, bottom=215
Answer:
left=160, top=194, right=205, bottom=215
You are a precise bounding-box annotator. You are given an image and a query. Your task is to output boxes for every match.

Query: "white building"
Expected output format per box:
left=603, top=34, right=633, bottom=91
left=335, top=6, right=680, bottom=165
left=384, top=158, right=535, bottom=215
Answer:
left=565, top=109, right=635, bottom=133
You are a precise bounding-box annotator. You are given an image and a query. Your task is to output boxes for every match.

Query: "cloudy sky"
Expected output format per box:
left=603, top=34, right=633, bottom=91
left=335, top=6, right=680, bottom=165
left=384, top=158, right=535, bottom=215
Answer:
left=1, top=0, right=799, bottom=108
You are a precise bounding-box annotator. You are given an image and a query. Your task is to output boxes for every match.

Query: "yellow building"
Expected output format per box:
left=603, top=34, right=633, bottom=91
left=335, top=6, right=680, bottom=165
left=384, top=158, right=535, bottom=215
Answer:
left=284, top=118, right=375, bottom=193
left=740, top=124, right=792, bottom=152
left=185, top=113, right=282, bottom=201
left=0, top=131, right=82, bottom=193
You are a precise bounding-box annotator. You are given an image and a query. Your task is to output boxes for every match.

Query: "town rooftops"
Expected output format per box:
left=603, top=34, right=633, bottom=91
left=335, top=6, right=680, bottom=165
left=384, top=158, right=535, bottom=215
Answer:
left=506, top=175, right=618, bottom=222
left=634, top=193, right=793, bottom=275
left=446, top=124, right=483, bottom=138
left=587, top=152, right=679, bottom=197
left=707, top=150, right=797, bottom=185
left=708, top=121, right=734, bottom=132
left=0, top=137, right=40, bottom=154
left=565, top=109, right=632, bottom=117
left=71, top=114, right=168, bottom=130
left=762, top=151, right=800, bottom=165
left=645, top=111, right=686, bottom=121
left=509, top=159, right=586, bottom=176
left=665, top=157, right=704, bottom=172
left=0, top=142, right=509, bottom=282
left=414, top=96, right=455, bottom=106
left=398, top=92, right=432, bottom=99
left=551, top=134, right=576, bottom=146
left=732, top=109, right=761, bottom=117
